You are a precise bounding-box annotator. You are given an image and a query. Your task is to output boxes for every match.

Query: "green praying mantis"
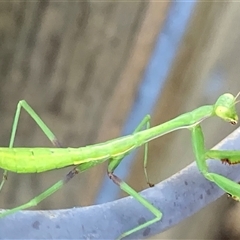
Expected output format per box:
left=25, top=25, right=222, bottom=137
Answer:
left=0, top=92, right=240, bottom=239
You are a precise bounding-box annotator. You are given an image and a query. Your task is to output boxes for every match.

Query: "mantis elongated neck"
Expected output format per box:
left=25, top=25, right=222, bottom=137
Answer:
left=135, top=105, right=214, bottom=145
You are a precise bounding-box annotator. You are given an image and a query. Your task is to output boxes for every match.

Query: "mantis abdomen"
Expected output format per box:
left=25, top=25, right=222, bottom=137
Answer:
left=0, top=136, right=138, bottom=173
left=0, top=148, right=80, bottom=173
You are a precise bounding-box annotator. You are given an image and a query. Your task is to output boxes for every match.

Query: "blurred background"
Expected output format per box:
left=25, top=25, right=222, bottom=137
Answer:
left=0, top=1, right=240, bottom=239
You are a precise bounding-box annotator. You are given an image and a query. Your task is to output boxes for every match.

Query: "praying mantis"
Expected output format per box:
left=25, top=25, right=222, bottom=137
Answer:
left=0, top=92, right=240, bottom=240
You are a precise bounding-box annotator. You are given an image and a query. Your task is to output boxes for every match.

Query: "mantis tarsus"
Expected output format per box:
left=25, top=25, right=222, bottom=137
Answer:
left=0, top=92, right=240, bottom=239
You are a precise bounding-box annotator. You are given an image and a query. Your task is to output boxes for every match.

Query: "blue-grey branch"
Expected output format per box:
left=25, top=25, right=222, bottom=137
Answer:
left=1, top=127, right=240, bottom=239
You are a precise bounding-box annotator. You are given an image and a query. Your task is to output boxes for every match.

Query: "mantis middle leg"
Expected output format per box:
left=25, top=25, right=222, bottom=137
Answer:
left=132, top=115, right=154, bottom=187
left=106, top=115, right=162, bottom=239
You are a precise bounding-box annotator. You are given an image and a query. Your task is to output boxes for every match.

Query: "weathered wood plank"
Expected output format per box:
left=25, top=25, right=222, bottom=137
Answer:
left=0, top=1, right=153, bottom=210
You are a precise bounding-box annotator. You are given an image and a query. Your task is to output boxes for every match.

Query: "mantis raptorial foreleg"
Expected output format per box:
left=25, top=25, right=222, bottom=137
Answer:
left=0, top=100, right=62, bottom=192
left=192, top=125, right=240, bottom=200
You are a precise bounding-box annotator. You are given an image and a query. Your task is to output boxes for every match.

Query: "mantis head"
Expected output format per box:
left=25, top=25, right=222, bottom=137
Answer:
left=214, top=92, right=240, bottom=125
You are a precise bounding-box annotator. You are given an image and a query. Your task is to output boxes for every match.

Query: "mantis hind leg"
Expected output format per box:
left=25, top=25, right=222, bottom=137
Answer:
left=191, top=125, right=240, bottom=200
left=0, top=168, right=79, bottom=218
left=10, top=100, right=61, bottom=146
left=0, top=100, right=61, bottom=192
left=0, top=100, right=80, bottom=217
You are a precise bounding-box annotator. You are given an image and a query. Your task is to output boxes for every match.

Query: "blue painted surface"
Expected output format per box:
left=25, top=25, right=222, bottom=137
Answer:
left=95, top=1, right=197, bottom=204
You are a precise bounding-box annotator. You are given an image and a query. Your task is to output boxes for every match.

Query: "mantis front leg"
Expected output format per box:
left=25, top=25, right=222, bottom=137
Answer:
left=192, top=125, right=240, bottom=200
